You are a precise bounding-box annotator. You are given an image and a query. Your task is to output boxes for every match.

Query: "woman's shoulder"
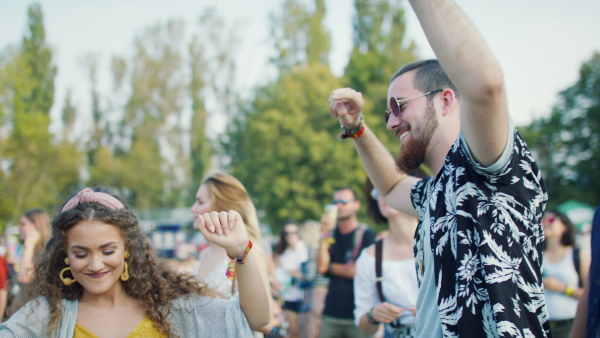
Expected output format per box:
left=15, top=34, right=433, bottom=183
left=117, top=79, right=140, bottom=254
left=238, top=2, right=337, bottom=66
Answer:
left=362, top=242, right=376, bottom=257
left=0, top=297, right=56, bottom=336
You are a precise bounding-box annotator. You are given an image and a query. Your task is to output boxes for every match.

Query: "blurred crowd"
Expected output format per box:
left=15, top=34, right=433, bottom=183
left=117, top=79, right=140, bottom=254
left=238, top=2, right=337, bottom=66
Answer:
left=0, top=187, right=596, bottom=338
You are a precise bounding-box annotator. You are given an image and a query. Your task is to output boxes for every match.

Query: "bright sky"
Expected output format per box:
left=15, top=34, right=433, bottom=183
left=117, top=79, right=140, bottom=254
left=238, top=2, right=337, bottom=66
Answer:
left=2, top=0, right=600, bottom=130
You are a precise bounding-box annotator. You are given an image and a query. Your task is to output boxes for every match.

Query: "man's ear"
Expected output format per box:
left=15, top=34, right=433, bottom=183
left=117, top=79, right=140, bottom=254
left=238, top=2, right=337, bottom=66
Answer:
left=440, top=89, right=457, bottom=117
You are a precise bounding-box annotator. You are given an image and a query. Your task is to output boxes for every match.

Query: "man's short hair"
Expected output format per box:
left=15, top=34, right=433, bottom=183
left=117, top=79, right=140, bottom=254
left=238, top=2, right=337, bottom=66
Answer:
left=334, top=186, right=359, bottom=201
left=390, top=59, right=460, bottom=98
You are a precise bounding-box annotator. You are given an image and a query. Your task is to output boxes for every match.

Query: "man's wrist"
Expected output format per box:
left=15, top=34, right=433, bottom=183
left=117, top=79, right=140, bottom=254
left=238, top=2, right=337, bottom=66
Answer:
left=366, top=307, right=380, bottom=325
left=340, top=115, right=365, bottom=139
left=321, top=231, right=335, bottom=244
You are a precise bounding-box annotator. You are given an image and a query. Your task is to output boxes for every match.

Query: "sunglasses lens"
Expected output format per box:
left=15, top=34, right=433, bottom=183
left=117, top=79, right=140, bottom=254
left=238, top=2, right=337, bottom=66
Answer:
left=389, top=97, right=400, bottom=118
left=384, top=111, right=391, bottom=123
left=333, top=199, right=350, bottom=205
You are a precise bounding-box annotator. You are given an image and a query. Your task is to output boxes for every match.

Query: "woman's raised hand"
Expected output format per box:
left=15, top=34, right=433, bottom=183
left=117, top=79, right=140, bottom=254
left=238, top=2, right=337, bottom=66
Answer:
left=194, top=210, right=249, bottom=257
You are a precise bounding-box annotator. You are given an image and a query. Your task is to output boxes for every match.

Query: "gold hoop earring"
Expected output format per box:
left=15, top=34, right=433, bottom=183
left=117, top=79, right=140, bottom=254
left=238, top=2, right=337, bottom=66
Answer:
left=59, top=257, right=77, bottom=286
left=120, top=252, right=130, bottom=281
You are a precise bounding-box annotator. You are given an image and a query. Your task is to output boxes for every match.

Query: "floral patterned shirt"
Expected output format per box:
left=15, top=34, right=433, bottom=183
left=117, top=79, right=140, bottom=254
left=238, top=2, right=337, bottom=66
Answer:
left=411, top=129, right=550, bottom=337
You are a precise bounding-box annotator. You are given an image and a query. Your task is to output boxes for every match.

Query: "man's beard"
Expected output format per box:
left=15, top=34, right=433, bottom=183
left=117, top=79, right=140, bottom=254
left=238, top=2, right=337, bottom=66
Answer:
left=395, top=102, right=438, bottom=173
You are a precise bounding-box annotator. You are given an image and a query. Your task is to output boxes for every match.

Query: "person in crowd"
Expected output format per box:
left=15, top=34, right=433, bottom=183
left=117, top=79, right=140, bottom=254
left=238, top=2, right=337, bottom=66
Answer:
left=326, top=0, right=548, bottom=335
left=0, top=187, right=269, bottom=337
left=570, top=205, right=600, bottom=338
left=14, top=209, right=51, bottom=284
left=542, top=209, right=590, bottom=337
left=0, top=252, right=8, bottom=323
left=274, top=220, right=308, bottom=338
left=298, top=220, right=329, bottom=338
left=317, top=187, right=376, bottom=338
left=168, top=239, right=199, bottom=275
left=5, top=209, right=52, bottom=317
left=190, top=171, right=274, bottom=335
left=354, top=179, right=419, bottom=338
left=191, top=172, right=265, bottom=296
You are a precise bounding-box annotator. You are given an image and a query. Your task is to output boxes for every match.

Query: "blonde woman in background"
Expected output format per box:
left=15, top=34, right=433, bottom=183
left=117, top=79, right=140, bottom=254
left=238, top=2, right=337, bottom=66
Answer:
left=190, top=171, right=273, bottom=334
left=299, top=220, right=329, bottom=338
left=5, top=209, right=51, bottom=318
left=14, top=209, right=51, bottom=284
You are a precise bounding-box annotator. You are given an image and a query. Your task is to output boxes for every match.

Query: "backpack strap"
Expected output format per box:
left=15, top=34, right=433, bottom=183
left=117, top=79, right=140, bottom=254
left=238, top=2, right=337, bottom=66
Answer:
left=350, top=224, right=367, bottom=263
left=375, top=239, right=385, bottom=303
left=572, top=247, right=583, bottom=288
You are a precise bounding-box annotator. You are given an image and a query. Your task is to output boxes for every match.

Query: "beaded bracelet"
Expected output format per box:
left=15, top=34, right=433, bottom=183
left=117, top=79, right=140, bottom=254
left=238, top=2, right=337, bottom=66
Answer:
left=339, top=115, right=365, bottom=139
left=225, top=240, right=253, bottom=280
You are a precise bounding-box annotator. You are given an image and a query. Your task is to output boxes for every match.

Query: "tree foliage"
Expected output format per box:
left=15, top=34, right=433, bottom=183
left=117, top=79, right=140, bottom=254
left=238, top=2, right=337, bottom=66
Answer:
left=521, top=52, right=600, bottom=207
left=344, top=0, right=418, bottom=153
left=0, top=4, right=80, bottom=224
left=221, top=0, right=420, bottom=232
left=270, top=0, right=330, bottom=71
left=224, top=65, right=367, bottom=230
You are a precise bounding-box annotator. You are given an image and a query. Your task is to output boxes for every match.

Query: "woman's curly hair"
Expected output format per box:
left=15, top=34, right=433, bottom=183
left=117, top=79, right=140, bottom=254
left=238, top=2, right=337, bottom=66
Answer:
left=15, top=188, right=215, bottom=337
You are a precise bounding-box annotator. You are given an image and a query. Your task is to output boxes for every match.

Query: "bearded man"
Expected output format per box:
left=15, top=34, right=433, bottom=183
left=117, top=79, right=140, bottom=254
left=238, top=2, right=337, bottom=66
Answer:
left=327, top=0, right=549, bottom=337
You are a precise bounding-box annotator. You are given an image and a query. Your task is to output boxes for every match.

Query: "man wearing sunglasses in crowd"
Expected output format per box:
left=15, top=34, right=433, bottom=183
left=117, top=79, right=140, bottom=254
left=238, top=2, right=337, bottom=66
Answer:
left=316, top=187, right=376, bottom=338
left=327, top=0, right=549, bottom=337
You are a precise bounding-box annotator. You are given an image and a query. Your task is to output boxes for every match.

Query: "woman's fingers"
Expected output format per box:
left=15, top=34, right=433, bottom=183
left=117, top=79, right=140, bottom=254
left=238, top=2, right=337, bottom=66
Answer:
left=193, top=213, right=205, bottom=231
left=227, top=210, right=237, bottom=229
left=201, top=213, right=215, bottom=233
left=206, top=211, right=223, bottom=235
left=218, top=211, right=229, bottom=235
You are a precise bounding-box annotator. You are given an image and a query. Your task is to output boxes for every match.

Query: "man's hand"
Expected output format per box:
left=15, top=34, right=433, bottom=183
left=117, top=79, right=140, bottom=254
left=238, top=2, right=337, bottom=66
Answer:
left=372, top=302, right=404, bottom=324
left=328, top=88, right=365, bottom=129
left=320, top=213, right=335, bottom=234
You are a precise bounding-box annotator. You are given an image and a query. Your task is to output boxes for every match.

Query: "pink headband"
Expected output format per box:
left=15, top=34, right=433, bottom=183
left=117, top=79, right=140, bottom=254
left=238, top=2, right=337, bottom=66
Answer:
left=60, top=188, right=124, bottom=212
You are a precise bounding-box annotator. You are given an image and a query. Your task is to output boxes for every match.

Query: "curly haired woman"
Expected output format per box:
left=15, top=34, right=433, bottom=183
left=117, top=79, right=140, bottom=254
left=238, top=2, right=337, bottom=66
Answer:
left=0, top=187, right=269, bottom=337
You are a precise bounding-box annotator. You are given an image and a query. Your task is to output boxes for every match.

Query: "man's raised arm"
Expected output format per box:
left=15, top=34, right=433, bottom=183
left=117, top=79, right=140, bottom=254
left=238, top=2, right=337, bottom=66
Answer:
left=328, top=88, right=420, bottom=217
left=409, top=0, right=510, bottom=167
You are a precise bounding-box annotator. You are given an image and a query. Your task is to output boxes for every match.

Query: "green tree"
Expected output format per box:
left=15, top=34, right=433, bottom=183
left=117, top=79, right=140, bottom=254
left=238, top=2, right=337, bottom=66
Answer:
left=520, top=52, right=600, bottom=207
left=22, top=3, right=56, bottom=116
left=223, top=0, right=355, bottom=231
left=270, top=0, right=330, bottom=71
left=188, top=33, right=212, bottom=197
left=0, top=4, right=83, bottom=226
left=86, top=20, right=191, bottom=208
left=225, top=65, right=368, bottom=231
left=344, top=0, right=418, bottom=153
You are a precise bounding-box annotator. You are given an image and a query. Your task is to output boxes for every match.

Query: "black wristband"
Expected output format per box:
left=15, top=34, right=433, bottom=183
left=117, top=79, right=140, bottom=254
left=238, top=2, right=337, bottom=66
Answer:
left=366, top=307, right=380, bottom=325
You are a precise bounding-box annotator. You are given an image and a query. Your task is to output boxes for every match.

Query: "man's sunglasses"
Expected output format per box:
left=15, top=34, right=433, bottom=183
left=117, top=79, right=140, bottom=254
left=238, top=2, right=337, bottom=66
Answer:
left=384, top=89, right=443, bottom=123
left=333, top=199, right=354, bottom=205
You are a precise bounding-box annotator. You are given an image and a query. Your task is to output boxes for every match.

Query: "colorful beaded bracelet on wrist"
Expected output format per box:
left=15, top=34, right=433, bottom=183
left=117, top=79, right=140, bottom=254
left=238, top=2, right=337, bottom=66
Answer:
left=340, top=125, right=365, bottom=139
left=225, top=240, right=253, bottom=280
left=339, top=114, right=365, bottom=139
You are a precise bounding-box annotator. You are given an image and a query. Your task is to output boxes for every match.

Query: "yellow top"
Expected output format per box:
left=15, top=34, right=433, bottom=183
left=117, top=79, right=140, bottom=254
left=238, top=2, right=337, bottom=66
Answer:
left=73, top=317, right=165, bottom=338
